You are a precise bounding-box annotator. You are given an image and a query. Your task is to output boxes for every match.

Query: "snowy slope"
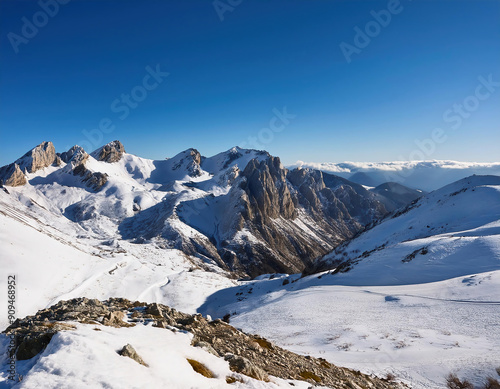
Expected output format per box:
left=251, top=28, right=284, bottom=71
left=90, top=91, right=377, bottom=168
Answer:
left=198, top=175, right=500, bottom=388
left=310, top=175, right=500, bottom=285
left=0, top=322, right=319, bottom=389
left=0, top=189, right=236, bottom=331
left=199, top=270, right=500, bottom=389
left=293, top=160, right=500, bottom=191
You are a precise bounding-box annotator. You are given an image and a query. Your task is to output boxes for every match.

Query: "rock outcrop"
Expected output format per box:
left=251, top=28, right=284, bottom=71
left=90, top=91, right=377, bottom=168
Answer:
left=62, top=146, right=108, bottom=191
left=171, top=148, right=203, bottom=177
left=0, top=163, right=27, bottom=187
left=0, top=141, right=59, bottom=186
left=118, top=344, right=148, bottom=367
left=3, top=298, right=403, bottom=389
left=212, top=159, right=387, bottom=277
left=92, top=140, right=125, bottom=163
left=18, top=141, right=57, bottom=173
left=58, top=145, right=87, bottom=164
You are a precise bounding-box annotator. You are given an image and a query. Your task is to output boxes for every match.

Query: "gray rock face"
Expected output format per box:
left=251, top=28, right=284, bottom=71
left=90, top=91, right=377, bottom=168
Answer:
left=61, top=147, right=108, bottom=191
left=215, top=160, right=388, bottom=277
left=172, top=148, right=202, bottom=177
left=58, top=145, right=87, bottom=164
left=92, top=140, right=125, bottom=163
left=0, top=163, right=27, bottom=187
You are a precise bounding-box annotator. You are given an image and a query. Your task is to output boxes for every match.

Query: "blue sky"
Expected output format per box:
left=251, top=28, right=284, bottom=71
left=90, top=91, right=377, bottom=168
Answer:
left=1, top=0, right=499, bottom=166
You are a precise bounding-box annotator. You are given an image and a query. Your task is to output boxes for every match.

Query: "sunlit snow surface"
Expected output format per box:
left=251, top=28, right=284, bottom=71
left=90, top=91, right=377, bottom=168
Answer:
left=0, top=150, right=499, bottom=388
left=200, top=176, right=500, bottom=389
left=199, top=271, right=500, bottom=389
left=0, top=322, right=322, bottom=389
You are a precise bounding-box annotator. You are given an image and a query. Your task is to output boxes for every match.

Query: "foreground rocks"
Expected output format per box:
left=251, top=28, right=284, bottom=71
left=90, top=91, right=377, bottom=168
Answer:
left=3, top=298, right=404, bottom=388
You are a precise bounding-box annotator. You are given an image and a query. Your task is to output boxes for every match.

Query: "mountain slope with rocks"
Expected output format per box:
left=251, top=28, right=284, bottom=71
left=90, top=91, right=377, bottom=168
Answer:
left=1, top=298, right=404, bottom=389
left=0, top=141, right=395, bottom=279
left=304, top=175, right=500, bottom=283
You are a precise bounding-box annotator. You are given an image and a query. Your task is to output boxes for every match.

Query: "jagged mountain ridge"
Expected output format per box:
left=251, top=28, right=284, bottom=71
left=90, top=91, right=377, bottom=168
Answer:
left=0, top=141, right=411, bottom=278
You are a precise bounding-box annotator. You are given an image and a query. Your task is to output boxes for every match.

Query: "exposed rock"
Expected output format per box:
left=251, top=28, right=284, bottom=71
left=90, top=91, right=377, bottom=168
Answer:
left=84, top=172, right=109, bottom=191
left=18, top=141, right=57, bottom=173
left=224, top=353, right=269, bottom=381
left=3, top=298, right=404, bottom=388
left=92, top=140, right=125, bottom=163
left=58, top=145, right=87, bottom=164
left=103, top=311, right=132, bottom=327
left=0, top=163, right=27, bottom=187
left=62, top=147, right=108, bottom=191
left=192, top=340, right=219, bottom=356
left=0, top=141, right=59, bottom=186
left=186, top=358, right=214, bottom=378
left=171, top=148, right=202, bottom=177
left=118, top=344, right=148, bottom=367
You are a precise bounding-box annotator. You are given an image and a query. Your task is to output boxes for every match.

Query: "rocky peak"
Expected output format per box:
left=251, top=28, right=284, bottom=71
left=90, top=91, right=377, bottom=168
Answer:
left=0, top=141, right=58, bottom=187
left=170, top=148, right=203, bottom=177
left=0, top=163, right=27, bottom=187
left=58, top=145, right=88, bottom=164
left=18, top=141, right=57, bottom=173
left=91, top=140, right=125, bottom=163
left=241, top=156, right=296, bottom=220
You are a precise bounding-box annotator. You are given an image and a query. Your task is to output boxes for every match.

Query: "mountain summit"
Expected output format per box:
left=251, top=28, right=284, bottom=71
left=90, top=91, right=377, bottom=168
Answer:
left=0, top=141, right=413, bottom=278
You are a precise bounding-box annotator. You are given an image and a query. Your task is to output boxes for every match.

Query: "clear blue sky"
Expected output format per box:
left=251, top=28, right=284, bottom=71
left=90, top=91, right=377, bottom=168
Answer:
left=1, top=0, right=499, bottom=166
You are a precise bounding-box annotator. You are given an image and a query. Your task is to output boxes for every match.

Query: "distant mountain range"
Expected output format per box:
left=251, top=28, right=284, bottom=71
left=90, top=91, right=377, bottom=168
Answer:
left=293, top=160, right=500, bottom=191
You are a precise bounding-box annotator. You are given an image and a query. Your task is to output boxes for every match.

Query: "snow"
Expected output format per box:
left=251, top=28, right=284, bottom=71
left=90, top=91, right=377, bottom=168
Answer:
left=316, top=175, right=500, bottom=285
left=0, top=322, right=318, bottom=389
left=0, top=189, right=235, bottom=331
left=199, top=271, right=500, bottom=389
left=293, top=160, right=500, bottom=191
left=1, top=142, right=500, bottom=388
left=196, top=175, right=500, bottom=388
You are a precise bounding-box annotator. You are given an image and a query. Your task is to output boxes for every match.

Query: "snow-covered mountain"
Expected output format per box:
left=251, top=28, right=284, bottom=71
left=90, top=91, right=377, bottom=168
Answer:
left=198, top=175, right=500, bottom=387
left=2, top=141, right=499, bottom=388
left=307, top=174, right=500, bottom=284
left=0, top=141, right=401, bottom=278
left=294, top=160, right=500, bottom=192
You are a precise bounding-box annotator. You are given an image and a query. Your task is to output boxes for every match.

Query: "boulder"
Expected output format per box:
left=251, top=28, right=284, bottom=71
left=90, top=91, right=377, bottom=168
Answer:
left=224, top=353, right=269, bottom=381
left=118, top=344, right=148, bottom=367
